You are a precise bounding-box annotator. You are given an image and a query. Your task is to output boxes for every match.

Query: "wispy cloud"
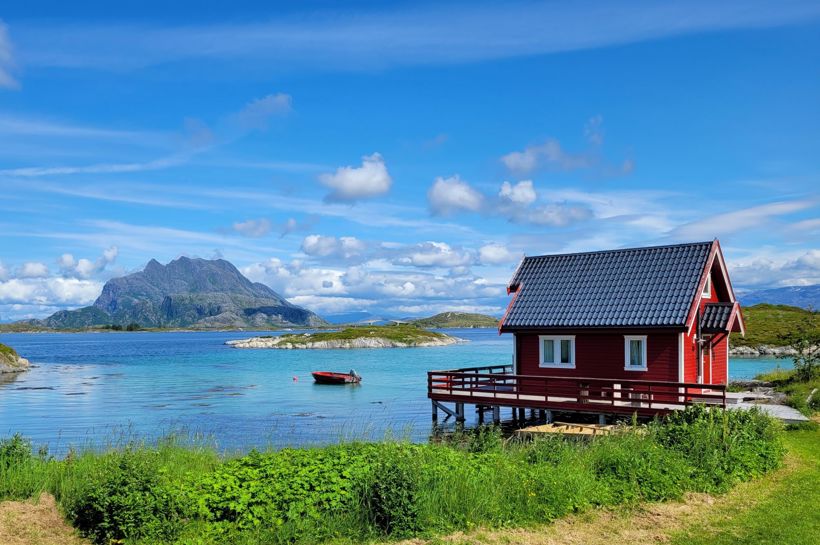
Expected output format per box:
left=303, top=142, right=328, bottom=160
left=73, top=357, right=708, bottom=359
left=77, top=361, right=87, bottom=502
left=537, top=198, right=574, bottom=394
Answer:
left=670, top=200, right=817, bottom=240
left=0, top=20, right=18, bottom=89
left=0, top=154, right=187, bottom=177
left=12, top=1, right=820, bottom=72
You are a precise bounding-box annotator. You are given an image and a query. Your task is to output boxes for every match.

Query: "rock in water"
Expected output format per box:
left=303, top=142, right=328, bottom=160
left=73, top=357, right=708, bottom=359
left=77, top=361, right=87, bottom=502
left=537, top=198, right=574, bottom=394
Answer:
left=37, top=257, right=325, bottom=329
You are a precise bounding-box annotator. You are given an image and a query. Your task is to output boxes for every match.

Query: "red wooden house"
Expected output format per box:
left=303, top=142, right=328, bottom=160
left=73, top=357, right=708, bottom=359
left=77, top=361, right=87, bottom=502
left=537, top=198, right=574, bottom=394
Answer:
left=429, top=240, right=744, bottom=422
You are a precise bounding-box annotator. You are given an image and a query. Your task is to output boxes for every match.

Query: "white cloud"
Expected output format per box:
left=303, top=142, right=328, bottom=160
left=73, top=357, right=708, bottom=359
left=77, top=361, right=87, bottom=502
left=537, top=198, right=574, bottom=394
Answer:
left=427, top=175, right=484, bottom=215
left=729, top=249, right=820, bottom=289
left=54, top=246, right=119, bottom=279
left=671, top=200, right=815, bottom=240
left=232, top=218, right=272, bottom=238
left=0, top=20, right=19, bottom=89
left=318, top=153, right=392, bottom=202
left=501, top=138, right=591, bottom=175
left=18, top=262, right=49, bottom=278
left=14, top=2, right=818, bottom=72
left=499, top=180, right=537, bottom=205
left=0, top=277, right=102, bottom=306
left=233, top=93, right=293, bottom=130
left=584, top=115, right=604, bottom=146
left=395, top=241, right=473, bottom=268
left=301, top=235, right=367, bottom=259
left=479, top=244, right=519, bottom=265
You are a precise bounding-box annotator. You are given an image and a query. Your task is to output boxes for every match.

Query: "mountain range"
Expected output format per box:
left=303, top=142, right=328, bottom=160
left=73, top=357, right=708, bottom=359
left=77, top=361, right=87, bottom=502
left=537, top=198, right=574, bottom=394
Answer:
left=739, top=285, right=819, bottom=310
left=35, top=257, right=325, bottom=329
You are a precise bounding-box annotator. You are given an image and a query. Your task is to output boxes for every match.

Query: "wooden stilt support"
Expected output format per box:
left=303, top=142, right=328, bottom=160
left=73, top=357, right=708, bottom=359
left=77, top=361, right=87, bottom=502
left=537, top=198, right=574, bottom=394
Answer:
left=517, top=407, right=525, bottom=423
left=539, top=409, right=546, bottom=420
left=456, top=403, right=465, bottom=423
left=478, top=407, right=485, bottom=424
left=432, top=400, right=438, bottom=422
left=492, top=405, right=500, bottom=424
left=545, top=410, right=553, bottom=423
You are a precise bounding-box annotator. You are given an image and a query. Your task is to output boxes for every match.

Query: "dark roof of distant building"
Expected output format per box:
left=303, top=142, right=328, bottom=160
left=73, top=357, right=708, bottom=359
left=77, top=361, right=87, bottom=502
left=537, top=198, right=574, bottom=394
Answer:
left=501, top=241, right=714, bottom=330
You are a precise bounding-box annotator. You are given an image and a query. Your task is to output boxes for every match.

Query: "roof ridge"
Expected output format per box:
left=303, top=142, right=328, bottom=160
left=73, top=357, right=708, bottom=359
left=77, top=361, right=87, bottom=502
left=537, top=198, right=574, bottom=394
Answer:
left=523, top=240, right=713, bottom=260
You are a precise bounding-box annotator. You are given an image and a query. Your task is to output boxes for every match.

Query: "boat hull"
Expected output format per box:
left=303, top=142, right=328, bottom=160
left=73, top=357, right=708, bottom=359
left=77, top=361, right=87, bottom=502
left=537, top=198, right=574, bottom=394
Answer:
left=311, top=371, right=361, bottom=384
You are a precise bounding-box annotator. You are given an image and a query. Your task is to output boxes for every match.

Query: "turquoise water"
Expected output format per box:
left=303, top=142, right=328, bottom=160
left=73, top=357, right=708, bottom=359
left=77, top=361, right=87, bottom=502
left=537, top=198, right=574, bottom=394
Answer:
left=0, top=330, right=790, bottom=452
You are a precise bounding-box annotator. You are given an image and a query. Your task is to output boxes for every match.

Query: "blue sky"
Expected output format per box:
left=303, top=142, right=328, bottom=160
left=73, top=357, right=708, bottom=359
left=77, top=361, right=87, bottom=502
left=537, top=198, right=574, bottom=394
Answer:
left=0, top=0, right=819, bottom=321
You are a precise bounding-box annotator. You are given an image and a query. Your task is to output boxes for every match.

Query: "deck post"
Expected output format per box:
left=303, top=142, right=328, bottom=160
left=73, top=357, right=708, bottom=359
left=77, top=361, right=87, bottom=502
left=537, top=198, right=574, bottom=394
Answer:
left=545, top=410, right=553, bottom=423
left=517, top=407, right=525, bottom=423
left=431, top=400, right=438, bottom=422
left=492, top=405, right=500, bottom=424
left=456, top=402, right=465, bottom=423
left=478, top=407, right=485, bottom=424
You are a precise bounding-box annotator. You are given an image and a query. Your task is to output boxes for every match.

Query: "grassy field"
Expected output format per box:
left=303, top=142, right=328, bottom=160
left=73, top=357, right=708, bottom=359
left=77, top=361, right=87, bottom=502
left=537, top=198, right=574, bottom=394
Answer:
left=734, top=304, right=819, bottom=347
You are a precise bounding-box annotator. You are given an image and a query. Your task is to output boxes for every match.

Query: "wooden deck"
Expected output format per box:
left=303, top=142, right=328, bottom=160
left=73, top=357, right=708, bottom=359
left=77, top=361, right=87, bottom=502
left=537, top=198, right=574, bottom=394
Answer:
left=428, top=365, right=726, bottom=422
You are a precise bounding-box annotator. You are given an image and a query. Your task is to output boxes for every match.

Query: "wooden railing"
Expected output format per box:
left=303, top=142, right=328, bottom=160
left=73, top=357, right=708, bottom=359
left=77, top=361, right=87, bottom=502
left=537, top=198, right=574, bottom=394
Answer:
left=427, top=366, right=726, bottom=415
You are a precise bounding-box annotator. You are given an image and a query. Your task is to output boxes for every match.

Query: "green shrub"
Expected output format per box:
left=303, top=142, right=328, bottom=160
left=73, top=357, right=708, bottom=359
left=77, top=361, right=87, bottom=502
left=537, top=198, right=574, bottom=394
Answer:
left=586, top=434, right=689, bottom=502
left=364, top=445, right=422, bottom=537
left=0, top=434, right=32, bottom=470
left=190, top=444, right=378, bottom=532
left=60, top=449, right=190, bottom=544
left=652, top=405, right=784, bottom=491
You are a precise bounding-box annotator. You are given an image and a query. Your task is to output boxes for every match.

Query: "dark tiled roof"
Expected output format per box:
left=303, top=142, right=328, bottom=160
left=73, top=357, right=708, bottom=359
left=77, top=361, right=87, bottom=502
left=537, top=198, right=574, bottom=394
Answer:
left=501, top=241, right=713, bottom=329
left=701, top=303, right=735, bottom=333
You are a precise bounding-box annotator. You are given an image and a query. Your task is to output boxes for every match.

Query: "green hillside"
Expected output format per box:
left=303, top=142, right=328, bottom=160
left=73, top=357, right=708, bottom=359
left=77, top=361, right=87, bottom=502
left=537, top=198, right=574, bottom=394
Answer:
left=412, top=312, right=499, bottom=328
left=734, top=303, right=820, bottom=347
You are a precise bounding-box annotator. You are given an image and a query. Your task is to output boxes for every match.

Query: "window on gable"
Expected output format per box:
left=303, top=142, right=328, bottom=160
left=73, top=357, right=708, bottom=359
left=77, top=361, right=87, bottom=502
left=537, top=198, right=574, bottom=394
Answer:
left=702, top=274, right=711, bottom=298
left=624, top=335, right=648, bottom=371
left=539, top=335, right=575, bottom=368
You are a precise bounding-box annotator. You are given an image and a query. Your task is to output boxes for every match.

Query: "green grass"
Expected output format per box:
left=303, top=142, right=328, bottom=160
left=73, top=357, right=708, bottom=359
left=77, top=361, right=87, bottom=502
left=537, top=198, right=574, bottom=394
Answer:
left=672, top=427, right=820, bottom=545
left=412, top=312, right=499, bottom=328
left=275, top=324, right=450, bottom=345
left=0, top=407, right=786, bottom=545
left=0, top=342, right=18, bottom=359
left=734, top=304, right=820, bottom=347
left=755, top=368, right=820, bottom=416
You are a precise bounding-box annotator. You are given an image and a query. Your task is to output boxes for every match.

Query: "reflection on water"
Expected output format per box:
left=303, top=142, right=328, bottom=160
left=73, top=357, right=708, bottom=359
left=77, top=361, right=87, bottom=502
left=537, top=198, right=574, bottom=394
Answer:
left=0, top=330, right=791, bottom=453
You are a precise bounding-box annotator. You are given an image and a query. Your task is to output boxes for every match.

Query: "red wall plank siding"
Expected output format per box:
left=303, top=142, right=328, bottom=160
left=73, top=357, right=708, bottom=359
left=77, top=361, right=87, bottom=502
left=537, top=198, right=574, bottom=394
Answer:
left=711, top=333, right=729, bottom=385
left=516, top=330, right=679, bottom=382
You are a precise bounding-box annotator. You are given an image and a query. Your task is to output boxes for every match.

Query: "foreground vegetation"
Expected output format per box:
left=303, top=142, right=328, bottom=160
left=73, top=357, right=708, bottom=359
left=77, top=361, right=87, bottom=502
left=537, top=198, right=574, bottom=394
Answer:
left=734, top=304, right=820, bottom=347
left=0, top=407, right=785, bottom=545
left=756, top=368, right=820, bottom=416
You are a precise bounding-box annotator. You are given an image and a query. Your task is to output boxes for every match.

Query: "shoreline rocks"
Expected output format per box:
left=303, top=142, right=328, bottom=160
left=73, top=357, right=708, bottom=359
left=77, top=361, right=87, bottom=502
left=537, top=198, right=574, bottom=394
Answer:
left=0, top=345, right=30, bottom=374
left=226, top=334, right=463, bottom=349
left=729, top=344, right=807, bottom=357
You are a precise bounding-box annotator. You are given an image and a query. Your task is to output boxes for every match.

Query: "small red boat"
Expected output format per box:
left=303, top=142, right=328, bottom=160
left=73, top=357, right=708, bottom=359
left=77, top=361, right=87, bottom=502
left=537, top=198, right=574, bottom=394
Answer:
left=311, top=370, right=362, bottom=385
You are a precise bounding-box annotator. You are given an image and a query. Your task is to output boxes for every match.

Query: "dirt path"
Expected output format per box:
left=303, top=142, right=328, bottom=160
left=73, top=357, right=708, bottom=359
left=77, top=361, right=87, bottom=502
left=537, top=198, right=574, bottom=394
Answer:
left=0, top=494, right=88, bottom=545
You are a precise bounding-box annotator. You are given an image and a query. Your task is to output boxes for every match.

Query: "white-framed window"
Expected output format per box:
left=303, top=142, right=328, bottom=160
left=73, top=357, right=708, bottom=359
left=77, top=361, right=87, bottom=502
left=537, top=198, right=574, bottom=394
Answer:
left=702, top=274, right=711, bottom=298
left=624, top=335, right=648, bottom=371
left=539, top=335, right=575, bottom=368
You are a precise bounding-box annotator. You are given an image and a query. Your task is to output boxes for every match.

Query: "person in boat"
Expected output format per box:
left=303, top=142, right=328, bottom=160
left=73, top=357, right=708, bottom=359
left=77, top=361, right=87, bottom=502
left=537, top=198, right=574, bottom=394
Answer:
left=350, top=369, right=361, bottom=381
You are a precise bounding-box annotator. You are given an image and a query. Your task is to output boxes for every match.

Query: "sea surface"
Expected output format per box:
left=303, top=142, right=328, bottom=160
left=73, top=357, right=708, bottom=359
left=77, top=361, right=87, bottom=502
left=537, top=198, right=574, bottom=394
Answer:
left=0, top=330, right=791, bottom=453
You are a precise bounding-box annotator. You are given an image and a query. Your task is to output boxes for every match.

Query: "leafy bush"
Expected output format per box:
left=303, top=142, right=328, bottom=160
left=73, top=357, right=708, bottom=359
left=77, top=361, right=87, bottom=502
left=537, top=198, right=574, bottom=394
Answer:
left=364, top=445, right=422, bottom=537
left=652, top=405, right=784, bottom=491
left=60, top=449, right=190, bottom=544
left=0, top=433, right=32, bottom=470
left=190, top=444, right=378, bottom=532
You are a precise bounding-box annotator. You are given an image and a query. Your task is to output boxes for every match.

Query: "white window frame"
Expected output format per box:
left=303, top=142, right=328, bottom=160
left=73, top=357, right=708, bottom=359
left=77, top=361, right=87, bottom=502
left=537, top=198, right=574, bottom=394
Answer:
left=702, top=274, right=711, bottom=298
left=624, top=335, right=648, bottom=371
left=538, top=335, right=576, bottom=369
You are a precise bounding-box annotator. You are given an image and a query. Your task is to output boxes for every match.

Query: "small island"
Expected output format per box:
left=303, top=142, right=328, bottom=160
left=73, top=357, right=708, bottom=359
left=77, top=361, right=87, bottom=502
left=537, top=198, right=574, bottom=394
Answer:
left=412, top=311, right=499, bottom=328
left=226, top=324, right=464, bottom=349
left=0, top=343, right=30, bottom=374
